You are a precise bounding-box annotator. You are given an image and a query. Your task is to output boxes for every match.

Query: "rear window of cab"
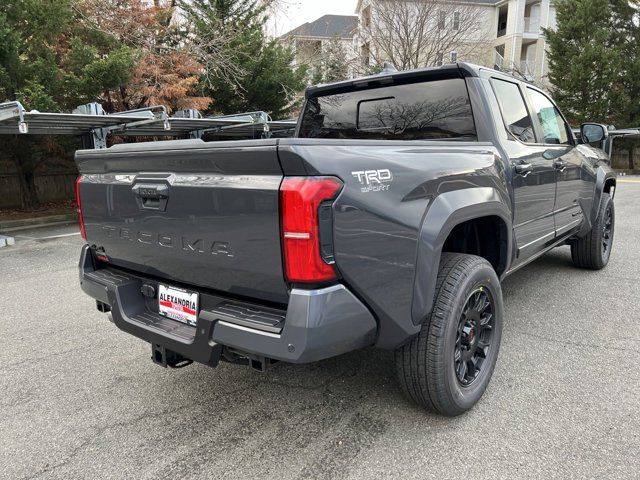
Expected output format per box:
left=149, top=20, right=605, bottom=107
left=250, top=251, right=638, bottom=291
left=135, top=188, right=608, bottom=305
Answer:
left=299, top=78, right=476, bottom=141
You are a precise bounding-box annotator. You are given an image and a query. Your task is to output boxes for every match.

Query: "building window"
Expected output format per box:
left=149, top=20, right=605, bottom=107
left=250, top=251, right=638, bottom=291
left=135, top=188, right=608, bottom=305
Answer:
left=497, top=6, right=508, bottom=37
left=436, top=53, right=443, bottom=66
left=438, top=11, right=445, bottom=29
left=450, top=51, right=458, bottom=62
left=453, top=11, right=460, bottom=30
left=362, top=6, right=371, bottom=28
left=361, top=43, right=370, bottom=67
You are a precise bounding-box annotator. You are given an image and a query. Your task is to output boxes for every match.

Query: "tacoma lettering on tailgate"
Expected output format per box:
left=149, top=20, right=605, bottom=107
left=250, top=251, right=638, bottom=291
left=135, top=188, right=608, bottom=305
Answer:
left=101, top=225, right=235, bottom=257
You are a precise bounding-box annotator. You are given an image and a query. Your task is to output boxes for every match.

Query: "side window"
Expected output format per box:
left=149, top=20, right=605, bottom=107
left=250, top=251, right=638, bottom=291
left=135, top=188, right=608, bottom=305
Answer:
left=526, top=88, right=570, bottom=145
left=491, top=78, right=535, bottom=143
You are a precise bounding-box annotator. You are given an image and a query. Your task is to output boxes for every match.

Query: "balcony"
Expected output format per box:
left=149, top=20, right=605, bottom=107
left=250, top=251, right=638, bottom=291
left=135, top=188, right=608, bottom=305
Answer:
left=519, top=60, right=536, bottom=80
left=493, top=50, right=505, bottom=70
left=524, top=17, right=540, bottom=34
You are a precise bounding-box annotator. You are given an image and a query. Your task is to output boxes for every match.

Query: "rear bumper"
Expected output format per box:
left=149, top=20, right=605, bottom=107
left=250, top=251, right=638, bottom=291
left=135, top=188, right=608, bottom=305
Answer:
left=79, top=245, right=377, bottom=366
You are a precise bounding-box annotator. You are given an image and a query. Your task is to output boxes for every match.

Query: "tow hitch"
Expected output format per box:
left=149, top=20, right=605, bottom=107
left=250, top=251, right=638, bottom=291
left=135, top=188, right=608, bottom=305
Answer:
left=151, top=343, right=193, bottom=369
left=221, top=346, right=276, bottom=372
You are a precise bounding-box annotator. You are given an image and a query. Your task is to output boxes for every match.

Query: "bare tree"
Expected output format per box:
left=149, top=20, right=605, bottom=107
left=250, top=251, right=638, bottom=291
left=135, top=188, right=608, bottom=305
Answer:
left=359, top=0, right=493, bottom=71
left=366, top=96, right=473, bottom=135
left=292, top=36, right=360, bottom=84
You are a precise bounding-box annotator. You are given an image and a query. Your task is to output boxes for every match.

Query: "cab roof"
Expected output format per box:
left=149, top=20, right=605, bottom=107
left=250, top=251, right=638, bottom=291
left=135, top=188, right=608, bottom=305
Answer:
left=305, top=62, right=524, bottom=98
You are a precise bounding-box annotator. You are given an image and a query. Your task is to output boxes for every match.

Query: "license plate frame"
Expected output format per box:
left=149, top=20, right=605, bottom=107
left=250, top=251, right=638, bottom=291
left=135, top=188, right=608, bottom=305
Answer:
left=158, top=284, right=199, bottom=326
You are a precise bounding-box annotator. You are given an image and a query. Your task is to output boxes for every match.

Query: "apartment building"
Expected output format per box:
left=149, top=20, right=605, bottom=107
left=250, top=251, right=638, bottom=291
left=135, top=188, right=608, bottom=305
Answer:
left=355, top=0, right=556, bottom=85
left=279, top=14, right=358, bottom=75
left=492, top=0, right=557, bottom=84
left=282, top=2, right=557, bottom=85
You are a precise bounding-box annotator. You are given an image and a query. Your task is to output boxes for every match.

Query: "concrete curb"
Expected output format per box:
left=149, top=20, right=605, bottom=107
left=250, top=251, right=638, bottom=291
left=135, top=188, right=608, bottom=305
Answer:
left=0, top=213, right=77, bottom=231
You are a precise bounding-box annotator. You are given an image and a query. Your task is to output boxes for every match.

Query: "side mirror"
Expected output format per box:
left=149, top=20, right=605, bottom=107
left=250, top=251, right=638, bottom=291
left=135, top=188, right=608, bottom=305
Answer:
left=580, top=123, right=608, bottom=144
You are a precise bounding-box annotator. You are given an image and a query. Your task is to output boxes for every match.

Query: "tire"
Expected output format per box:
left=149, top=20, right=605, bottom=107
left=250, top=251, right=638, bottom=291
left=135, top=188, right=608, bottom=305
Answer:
left=395, top=253, right=503, bottom=416
left=571, top=192, right=614, bottom=270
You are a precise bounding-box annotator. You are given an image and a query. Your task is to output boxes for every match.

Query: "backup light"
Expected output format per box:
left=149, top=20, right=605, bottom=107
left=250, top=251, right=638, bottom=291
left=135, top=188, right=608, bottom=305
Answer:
left=279, top=176, right=343, bottom=283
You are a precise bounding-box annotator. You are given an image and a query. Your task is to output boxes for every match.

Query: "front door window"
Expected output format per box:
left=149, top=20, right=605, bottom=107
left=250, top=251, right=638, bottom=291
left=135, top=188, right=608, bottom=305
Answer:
left=527, top=88, right=570, bottom=145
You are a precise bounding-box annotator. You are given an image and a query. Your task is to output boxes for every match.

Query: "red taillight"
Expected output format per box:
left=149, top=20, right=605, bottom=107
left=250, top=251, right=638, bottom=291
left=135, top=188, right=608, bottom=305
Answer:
left=280, top=176, right=343, bottom=283
left=75, top=176, right=86, bottom=241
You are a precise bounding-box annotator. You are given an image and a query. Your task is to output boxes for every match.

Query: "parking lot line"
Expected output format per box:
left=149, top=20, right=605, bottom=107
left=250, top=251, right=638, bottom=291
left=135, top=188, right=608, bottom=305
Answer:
left=17, top=232, right=81, bottom=241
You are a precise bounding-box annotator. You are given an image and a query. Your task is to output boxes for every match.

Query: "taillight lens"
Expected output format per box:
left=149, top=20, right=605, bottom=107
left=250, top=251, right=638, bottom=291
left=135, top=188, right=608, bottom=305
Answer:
left=75, top=175, right=86, bottom=241
left=280, top=176, right=343, bottom=283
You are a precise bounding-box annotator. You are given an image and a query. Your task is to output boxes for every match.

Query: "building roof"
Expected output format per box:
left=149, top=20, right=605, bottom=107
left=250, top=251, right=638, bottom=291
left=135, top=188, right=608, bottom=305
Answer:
left=281, top=14, right=357, bottom=40
left=354, top=0, right=501, bottom=11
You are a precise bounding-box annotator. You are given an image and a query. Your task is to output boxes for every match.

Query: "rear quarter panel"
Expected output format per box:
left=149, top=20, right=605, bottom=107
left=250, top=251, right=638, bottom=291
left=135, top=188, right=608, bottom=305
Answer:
left=278, top=139, right=511, bottom=348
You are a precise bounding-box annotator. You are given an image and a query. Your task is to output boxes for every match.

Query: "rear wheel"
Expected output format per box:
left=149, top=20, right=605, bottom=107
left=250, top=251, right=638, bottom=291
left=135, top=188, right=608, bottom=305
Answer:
left=395, top=253, right=503, bottom=416
left=571, top=193, right=614, bottom=270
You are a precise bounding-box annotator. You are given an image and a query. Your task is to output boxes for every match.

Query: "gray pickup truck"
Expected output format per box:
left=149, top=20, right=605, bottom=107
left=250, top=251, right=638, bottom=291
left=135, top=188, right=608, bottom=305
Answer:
left=77, top=63, right=616, bottom=415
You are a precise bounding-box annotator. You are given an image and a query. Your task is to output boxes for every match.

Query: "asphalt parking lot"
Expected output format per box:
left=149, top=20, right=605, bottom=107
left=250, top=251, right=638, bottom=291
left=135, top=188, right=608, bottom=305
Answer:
left=1, top=179, right=639, bottom=480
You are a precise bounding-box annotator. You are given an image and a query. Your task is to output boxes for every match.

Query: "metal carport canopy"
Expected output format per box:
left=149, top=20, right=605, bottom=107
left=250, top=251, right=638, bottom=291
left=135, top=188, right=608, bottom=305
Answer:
left=0, top=101, right=162, bottom=136
left=0, top=101, right=297, bottom=145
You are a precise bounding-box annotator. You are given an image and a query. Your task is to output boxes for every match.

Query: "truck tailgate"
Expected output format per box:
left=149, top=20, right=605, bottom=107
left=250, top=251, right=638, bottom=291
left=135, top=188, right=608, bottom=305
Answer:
left=76, top=140, right=288, bottom=304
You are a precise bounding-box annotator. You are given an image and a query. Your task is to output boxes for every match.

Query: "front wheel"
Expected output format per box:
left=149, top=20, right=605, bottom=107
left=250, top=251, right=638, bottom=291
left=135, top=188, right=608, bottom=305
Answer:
left=571, top=192, right=614, bottom=270
left=395, top=253, right=503, bottom=416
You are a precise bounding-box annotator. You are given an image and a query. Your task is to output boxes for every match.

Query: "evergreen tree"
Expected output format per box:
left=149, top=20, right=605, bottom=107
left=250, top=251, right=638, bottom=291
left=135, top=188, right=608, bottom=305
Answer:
left=180, top=0, right=306, bottom=119
left=310, top=37, right=350, bottom=85
left=544, top=0, right=639, bottom=126
left=0, top=0, right=134, bottom=112
left=613, top=1, right=640, bottom=127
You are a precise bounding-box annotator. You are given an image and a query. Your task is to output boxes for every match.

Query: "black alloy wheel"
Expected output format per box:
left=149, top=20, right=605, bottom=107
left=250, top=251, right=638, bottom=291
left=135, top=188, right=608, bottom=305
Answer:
left=601, top=204, right=613, bottom=258
left=454, top=287, right=495, bottom=386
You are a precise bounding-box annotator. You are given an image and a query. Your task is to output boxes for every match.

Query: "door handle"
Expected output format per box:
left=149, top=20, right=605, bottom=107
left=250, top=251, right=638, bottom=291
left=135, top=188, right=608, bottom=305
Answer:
left=514, top=162, right=533, bottom=177
left=132, top=183, right=169, bottom=211
left=553, top=160, right=567, bottom=172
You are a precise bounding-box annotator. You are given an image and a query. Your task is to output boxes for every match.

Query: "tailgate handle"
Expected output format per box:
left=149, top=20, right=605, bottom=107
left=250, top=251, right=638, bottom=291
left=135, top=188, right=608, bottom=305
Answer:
left=132, top=183, right=169, bottom=211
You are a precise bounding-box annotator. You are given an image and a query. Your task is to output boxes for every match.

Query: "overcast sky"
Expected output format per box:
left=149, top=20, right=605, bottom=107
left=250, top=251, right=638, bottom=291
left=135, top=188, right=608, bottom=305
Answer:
left=266, top=0, right=358, bottom=37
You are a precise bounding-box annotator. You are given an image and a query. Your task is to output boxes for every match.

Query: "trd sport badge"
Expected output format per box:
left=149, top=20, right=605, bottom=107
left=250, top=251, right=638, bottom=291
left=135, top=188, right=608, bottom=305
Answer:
left=351, top=169, right=393, bottom=193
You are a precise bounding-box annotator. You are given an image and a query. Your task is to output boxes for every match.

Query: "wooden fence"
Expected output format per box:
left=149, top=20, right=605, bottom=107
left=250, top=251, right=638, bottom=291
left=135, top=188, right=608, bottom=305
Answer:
left=611, top=144, right=640, bottom=171
left=0, top=173, right=77, bottom=209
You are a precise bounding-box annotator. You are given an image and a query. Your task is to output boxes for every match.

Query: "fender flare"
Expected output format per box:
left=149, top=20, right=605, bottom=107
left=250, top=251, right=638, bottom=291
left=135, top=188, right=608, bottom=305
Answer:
left=590, top=166, right=617, bottom=226
left=411, top=187, right=513, bottom=325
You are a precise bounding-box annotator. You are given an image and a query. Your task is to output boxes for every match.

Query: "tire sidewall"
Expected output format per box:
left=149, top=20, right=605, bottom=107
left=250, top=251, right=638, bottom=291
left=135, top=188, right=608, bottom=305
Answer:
left=440, top=263, right=503, bottom=413
left=598, top=194, right=614, bottom=265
